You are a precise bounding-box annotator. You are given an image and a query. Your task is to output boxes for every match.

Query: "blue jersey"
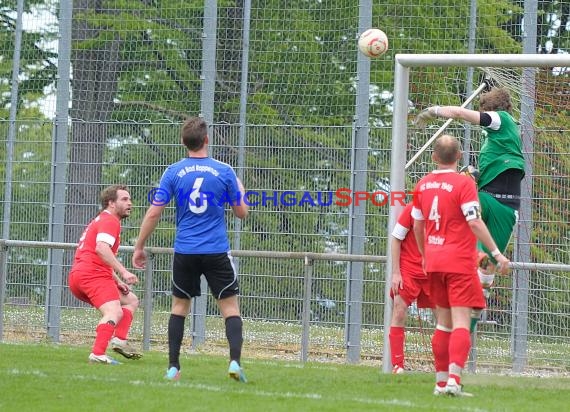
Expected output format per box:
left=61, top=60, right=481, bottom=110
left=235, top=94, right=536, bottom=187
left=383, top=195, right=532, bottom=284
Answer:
left=159, top=157, right=240, bottom=254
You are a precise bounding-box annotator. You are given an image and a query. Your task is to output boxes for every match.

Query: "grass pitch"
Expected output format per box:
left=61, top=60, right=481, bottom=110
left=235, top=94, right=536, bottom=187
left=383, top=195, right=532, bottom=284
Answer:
left=1, top=342, right=568, bottom=412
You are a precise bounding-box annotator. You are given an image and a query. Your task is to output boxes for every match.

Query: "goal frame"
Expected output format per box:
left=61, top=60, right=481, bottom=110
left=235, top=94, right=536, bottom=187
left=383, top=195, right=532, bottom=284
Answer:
left=384, top=54, right=570, bottom=374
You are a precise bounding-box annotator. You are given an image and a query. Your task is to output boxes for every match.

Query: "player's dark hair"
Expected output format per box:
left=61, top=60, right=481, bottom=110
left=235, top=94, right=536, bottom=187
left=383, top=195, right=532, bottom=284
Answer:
left=100, top=184, right=129, bottom=210
left=433, top=134, right=461, bottom=165
left=479, top=87, right=512, bottom=113
left=181, top=117, right=208, bottom=151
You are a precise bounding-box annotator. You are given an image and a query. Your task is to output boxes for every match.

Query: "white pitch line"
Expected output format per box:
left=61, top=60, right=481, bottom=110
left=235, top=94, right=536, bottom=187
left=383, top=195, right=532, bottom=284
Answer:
left=6, top=369, right=489, bottom=411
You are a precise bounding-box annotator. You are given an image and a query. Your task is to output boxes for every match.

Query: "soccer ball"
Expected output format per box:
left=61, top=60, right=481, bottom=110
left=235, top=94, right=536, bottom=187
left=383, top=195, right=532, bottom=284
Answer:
left=358, top=28, right=388, bottom=58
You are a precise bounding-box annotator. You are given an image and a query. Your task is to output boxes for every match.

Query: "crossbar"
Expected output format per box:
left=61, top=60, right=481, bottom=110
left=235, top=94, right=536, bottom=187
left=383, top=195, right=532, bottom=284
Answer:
left=396, top=53, right=570, bottom=68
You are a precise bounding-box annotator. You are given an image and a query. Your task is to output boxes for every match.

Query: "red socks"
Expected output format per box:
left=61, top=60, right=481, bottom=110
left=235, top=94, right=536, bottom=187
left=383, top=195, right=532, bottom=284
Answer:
left=432, top=328, right=451, bottom=385
left=448, top=328, right=471, bottom=384
left=114, top=308, right=133, bottom=340
left=389, top=326, right=405, bottom=368
left=92, top=322, right=115, bottom=355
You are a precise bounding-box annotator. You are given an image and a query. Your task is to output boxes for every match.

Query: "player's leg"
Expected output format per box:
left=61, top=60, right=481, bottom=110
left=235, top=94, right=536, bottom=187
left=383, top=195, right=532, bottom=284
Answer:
left=165, top=253, right=199, bottom=380
left=91, top=299, right=123, bottom=362
left=477, top=192, right=516, bottom=276
left=472, top=193, right=517, bottom=331
left=166, top=295, right=191, bottom=379
left=87, top=277, right=124, bottom=364
left=447, top=306, right=472, bottom=389
left=389, top=275, right=425, bottom=373
left=220, top=295, right=247, bottom=383
left=443, top=306, right=475, bottom=397
left=432, top=307, right=452, bottom=395
left=445, top=272, right=485, bottom=396
left=458, top=171, right=492, bottom=332
left=218, top=295, right=246, bottom=382
left=428, top=273, right=451, bottom=394
left=111, top=290, right=142, bottom=359
left=389, top=294, right=409, bottom=373
left=205, top=252, right=246, bottom=383
left=470, top=250, right=491, bottom=333
left=416, top=279, right=435, bottom=321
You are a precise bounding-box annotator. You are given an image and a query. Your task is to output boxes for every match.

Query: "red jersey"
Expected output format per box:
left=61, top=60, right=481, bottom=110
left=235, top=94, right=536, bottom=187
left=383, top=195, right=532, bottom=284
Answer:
left=411, top=170, right=479, bottom=274
left=70, top=210, right=121, bottom=277
left=391, top=203, right=424, bottom=278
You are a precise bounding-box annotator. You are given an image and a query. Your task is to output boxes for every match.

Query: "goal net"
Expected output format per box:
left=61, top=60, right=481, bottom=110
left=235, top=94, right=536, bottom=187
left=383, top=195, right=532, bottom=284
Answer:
left=390, top=54, right=570, bottom=373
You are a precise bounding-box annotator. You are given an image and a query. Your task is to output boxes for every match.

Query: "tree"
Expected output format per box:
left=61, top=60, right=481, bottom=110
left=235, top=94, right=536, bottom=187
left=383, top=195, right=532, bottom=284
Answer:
left=5, top=0, right=568, bottom=325
left=0, top=1, right=58, bottom=117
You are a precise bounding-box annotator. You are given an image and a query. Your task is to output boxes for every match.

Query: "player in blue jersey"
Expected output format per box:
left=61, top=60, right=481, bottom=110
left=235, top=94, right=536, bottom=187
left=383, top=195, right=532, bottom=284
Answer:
left=132, top=116, right=249, bottom=382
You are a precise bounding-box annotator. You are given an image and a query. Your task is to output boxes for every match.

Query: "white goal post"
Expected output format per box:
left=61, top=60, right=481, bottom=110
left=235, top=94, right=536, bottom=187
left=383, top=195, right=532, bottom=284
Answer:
left=383, top=54, right=570, bottom=374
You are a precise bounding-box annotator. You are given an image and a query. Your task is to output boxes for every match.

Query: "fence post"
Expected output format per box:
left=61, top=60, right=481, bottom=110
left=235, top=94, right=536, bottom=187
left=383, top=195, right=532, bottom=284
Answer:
left=383, top=59, right=409, bottom=372
left=301, top=256, right=313, bottom=363
left=468, top=315, right=479, bottom=373
left=0, top=240, right=7, bottom=341
left=46, top=0, right=73, bottom=344
left=142, top=251, right=154, bottom=351
left=344, top=0, right=373, bottom=364
left=191, top=278, right=208, bottom=349
left=3, top=0, right=24, bottom=250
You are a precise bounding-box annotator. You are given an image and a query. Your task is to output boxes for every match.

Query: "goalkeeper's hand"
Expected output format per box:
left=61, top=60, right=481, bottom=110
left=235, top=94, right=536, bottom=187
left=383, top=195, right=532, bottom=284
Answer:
left=459, top=165, right=480, bottom=183
left=414, top=106, right=439, bottom=129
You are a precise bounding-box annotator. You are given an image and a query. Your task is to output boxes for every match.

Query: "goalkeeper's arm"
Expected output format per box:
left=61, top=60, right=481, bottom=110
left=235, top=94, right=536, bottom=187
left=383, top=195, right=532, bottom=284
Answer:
left=433, top=106, right=481, bottom=124
left=415, top=105, right=483, bottom=128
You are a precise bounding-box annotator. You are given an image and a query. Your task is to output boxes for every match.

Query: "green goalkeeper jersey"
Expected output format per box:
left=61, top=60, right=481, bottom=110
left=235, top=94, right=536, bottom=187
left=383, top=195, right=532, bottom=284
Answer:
left=478, top=111, right=525, bottom=189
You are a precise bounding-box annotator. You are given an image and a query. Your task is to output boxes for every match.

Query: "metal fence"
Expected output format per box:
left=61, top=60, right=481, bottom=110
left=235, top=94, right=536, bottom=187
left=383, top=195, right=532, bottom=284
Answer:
left=2, top=239, right=570, bottom=374
left=1, top=0, right=569, bottom=374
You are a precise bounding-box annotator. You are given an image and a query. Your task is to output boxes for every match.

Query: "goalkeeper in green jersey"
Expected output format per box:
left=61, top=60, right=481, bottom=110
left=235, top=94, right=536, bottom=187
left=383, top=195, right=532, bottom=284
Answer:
left=415, top=87, right=525, bottom=332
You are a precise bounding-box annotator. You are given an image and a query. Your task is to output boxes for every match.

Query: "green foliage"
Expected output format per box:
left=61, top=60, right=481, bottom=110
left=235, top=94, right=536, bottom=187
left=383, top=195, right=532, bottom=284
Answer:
left=0, top=115, right=52, bottom=301
left=0, top=5, right=58, bottom=116
left=535, top=0, right=570, bottom=53
left=478, top=0, right=524, bottom=52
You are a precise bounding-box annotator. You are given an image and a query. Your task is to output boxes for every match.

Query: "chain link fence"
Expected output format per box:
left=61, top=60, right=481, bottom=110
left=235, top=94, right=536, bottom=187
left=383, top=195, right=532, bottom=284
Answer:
left=1, top=0, right=569, bottom=373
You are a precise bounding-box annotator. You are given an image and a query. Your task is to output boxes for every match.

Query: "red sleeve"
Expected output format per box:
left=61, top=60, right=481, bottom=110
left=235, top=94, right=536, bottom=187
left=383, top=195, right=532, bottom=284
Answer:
left=95, top=213, right=121, bottom=253
left=397, top=204, right=413, bottom=230
left=459, top=176, right=479, bottom=207
left=411, top=180, right=424, bottom=219
left=99, top=214, right=120, bottom=237
left=411, top=181, right=419, bottom=208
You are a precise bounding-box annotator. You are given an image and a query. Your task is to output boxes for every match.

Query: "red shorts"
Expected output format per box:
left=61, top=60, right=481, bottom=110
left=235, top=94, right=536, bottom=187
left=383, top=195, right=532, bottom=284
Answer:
left=68, top=270, right=120, bottom=309
left=390, top=275, right=433, bottom=309
left=429, top=271, right=486, bottom=310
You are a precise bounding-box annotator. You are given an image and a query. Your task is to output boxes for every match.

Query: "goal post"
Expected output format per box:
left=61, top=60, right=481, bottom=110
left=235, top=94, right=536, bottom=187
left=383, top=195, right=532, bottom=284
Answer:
left=383, top=54, right=570, bottom=374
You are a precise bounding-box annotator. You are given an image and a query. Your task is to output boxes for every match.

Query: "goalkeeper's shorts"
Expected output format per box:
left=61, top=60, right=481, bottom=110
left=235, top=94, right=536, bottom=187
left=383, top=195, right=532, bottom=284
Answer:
left=477, top=191, right=517, bottom=263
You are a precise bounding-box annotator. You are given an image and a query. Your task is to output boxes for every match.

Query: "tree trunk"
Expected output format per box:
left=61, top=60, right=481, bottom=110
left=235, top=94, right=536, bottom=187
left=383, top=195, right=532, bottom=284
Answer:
left=65, top=0, right=121, bottom=245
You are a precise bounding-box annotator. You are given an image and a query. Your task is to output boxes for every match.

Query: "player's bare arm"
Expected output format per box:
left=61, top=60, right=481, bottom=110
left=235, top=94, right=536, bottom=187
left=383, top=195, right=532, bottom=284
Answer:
left=415, top=106, right=481, bottom=128
left=467, top=219, right=510, bottom=275
left=95, top=240, right=138, bottom=284
left=412, top=219, right=425, bottom=257
left=434, top=106, right=480, bottom=124
left=412, top=219, right=426, bottom=273
left=132, top=204, right=166, bottom=269
left=390, top=237, right=404, bottom=295
left=231, top=177, right=249, bottom=219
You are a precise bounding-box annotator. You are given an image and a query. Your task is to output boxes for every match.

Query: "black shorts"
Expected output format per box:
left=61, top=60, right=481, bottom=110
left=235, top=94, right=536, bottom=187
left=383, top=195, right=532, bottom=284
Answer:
left=172, top=252, right=239, bottom=300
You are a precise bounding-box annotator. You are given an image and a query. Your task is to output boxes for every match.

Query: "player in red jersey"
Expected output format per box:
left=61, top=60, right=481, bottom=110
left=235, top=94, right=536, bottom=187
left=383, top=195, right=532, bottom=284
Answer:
left=412, top=135, right=510, bottom=396
left=389, top=203, right=433, bottom=374
left=69, top=185, right=141, bottom=364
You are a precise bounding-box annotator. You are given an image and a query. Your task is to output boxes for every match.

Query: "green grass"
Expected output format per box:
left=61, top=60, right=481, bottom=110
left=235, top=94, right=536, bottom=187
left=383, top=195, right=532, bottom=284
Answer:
left=1, top=343, right=569, bottom=411
left=5, top=305, right=570, bottom=372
